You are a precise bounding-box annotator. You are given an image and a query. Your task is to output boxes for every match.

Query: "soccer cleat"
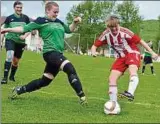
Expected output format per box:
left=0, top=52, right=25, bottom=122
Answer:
left=118, top=91, right=134, bottom=101
left=1, top=77, right=8, bottom=84
left=8, top=86, right=23, bottom=100
left=79, top=96, right=88, bottom=106
left=152, top=73, right=156, bottom=76
left=9, top=76, right=16, bottom=82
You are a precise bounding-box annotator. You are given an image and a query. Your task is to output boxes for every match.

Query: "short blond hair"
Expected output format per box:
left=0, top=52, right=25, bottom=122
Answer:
left=45, top=1, right=59, bottom=12
left=106, top=15, right=120, bottom=27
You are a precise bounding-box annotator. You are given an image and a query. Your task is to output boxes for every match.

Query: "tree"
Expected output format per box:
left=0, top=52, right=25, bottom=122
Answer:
left=115, top=1, right=142, bottom=35
left=66, top=1, right=115, bottom=52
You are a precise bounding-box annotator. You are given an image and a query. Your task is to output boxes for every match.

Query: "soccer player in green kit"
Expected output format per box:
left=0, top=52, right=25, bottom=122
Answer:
left=1, top=1, right=87, bottom=105
left=142, top=41, right=155, bottom=75
left=1, top=1, right=30, bottom=84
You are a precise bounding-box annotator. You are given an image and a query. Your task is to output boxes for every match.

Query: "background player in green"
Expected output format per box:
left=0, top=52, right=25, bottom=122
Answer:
left=1, top=1, right=30, bottom=84
left=142, top=41, right=155, bottom=75
left=1, top=1, right=87, bottom=105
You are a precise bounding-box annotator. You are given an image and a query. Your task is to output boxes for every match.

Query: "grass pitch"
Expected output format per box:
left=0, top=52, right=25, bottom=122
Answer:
left=1, top=50, right=160, bottom=123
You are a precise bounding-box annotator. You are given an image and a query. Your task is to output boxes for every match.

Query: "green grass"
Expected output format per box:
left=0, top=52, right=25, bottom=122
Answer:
left=1, top=50, right=160, bottom=123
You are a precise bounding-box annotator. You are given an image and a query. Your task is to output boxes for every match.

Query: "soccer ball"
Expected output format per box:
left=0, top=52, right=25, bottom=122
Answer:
left=104, top=101, right=121, bottom=115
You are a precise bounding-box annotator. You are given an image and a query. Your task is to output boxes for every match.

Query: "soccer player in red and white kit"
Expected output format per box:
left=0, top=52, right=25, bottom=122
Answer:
left=91, top=15, right=158, bottom=102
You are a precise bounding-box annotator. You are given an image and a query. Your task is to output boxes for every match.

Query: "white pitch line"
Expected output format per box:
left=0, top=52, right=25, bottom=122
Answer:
left=36, top=90, right=160, bottom=108
left=4, top=87, right=160, bottom=108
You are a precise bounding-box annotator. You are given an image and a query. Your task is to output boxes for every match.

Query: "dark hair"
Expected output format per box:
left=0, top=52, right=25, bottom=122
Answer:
left=45, top=1, right=59, bottom=12
left=13, top=1, right=23, bottom=8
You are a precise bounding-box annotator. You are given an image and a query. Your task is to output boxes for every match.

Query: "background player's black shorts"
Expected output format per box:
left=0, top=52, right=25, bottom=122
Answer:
left=5, top=39, right=26, bottom=59
left=143, top=56, right=153, bottom=64
left=43, top=51, right=68, bottom=76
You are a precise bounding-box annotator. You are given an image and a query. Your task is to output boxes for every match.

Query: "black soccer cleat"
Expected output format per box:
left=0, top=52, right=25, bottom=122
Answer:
left=118, top=91, right=134, bottom=101
left=9, top=76, right=16, bottom=82
left=8, top=86, right=24, bottom=100
left=1, top=77, right=8, bottom=84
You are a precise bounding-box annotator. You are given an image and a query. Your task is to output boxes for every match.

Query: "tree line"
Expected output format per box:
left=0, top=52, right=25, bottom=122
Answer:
left=65, top=1, right=160, bottom=53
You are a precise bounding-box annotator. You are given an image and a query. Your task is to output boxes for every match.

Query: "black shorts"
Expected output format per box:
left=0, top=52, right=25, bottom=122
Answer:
left=5, top=39, right=26, bottom=59
left=143, top=56, right=153, bottom=64
left=43, top=51, right=68, bottom=76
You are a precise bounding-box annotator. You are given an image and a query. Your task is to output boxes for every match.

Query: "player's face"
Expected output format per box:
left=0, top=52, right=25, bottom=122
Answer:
left=47, top=5, right=59, bottom=19
left=109, top=25, right=119, bottom=35
left=14, top=4, right=23, bottom=15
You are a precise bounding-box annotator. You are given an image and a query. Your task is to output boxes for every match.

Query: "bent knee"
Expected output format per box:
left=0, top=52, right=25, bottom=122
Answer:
left=6, top=50, right=14, bottom=62
left=12, top=57, right=20, bottom=66
left=43, top=73, right=54, bottom=80
left=60, top=60, right=70, bottom=71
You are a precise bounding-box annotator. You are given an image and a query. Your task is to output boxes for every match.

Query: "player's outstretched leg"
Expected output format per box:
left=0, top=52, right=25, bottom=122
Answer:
left=62, top=61, right=87, bottom=105
left=8, top=75, right=52, bottom=99
left=118, top=75, right=138, bottom=101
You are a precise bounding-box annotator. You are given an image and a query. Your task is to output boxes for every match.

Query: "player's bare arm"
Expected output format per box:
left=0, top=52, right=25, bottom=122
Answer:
left=1, top=26, right=24, bottom=34
left=69, top=16, right=82, bottom=32
left=139, top=39, right=158, bottom=59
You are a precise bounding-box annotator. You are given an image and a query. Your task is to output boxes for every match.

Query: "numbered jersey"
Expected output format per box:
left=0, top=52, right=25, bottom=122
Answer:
left=94, top=26, right=141, bottom=58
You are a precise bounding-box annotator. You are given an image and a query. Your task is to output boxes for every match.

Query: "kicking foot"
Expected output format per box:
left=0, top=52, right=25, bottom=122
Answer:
left=8, top=86, right=23, bottom=100
left=79, top=96, right=88, bottom=106
left=118, top=91, right=134, bottom=101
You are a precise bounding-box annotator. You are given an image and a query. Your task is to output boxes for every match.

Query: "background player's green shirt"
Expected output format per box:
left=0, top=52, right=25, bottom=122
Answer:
left=4, top=13, right=30, bottom=44
left=144, top=45, right=153, bottom=57
left=23, top=17, right=72, bottom=54
left=144, top=51, right=152, bottom=57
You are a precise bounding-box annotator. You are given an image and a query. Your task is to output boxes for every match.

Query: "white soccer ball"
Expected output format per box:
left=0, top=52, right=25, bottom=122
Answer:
left=104, top=101, right=121, bottom=115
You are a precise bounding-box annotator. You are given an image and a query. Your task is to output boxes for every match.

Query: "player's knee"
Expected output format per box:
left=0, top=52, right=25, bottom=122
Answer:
left=62, top=62, right=79, bottom=84
left=109, top=75, right=117, bottom=85
left=12, top=58, right=19, bottom=66
left=44, top=73, right=54, bottom=80
left=62, top=62, right=76, bottom=75
left=6, top=50, right=14, bottom=62
left=38, top=74, right=53, bottom=88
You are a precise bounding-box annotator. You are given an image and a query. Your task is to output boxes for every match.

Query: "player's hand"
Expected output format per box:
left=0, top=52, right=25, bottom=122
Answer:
left=19, top=35, right=26, bottom=40
left=73, top=17, right=82, bottom=24
left=152, top=52, right=158, bottom=60
left=1, top=28, right=9, bottom=34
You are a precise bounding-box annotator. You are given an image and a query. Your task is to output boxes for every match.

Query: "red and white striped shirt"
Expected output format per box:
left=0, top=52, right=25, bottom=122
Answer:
left=94, top=26, right=141, bottom=58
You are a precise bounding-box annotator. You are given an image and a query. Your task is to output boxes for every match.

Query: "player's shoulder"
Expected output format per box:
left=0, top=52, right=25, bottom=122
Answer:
left=33, top=17, right=48, bottom=24
left=120, top=26, right=134, bottom=36
left=6, top=14, right=15, bottom=19
left=22, top=14, right=29, bottom=19
left=101, top=28, right=110, bottom=36
left=54, top=18, right=64, bottom=25
left=98, top=28, right=110, bottom=39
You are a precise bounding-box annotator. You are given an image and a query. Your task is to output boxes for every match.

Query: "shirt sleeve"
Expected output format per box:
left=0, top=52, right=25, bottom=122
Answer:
left=25, top=16, right=30, bottom=24
left=126, top=34, right=141, bottom=44
left=23, top=22, right=42, bottom=33
left=63, top=23, right=72, bottom=34
left=94, top=32, right=108, bottom=47
left=3, top=17, right=10, bottom=28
